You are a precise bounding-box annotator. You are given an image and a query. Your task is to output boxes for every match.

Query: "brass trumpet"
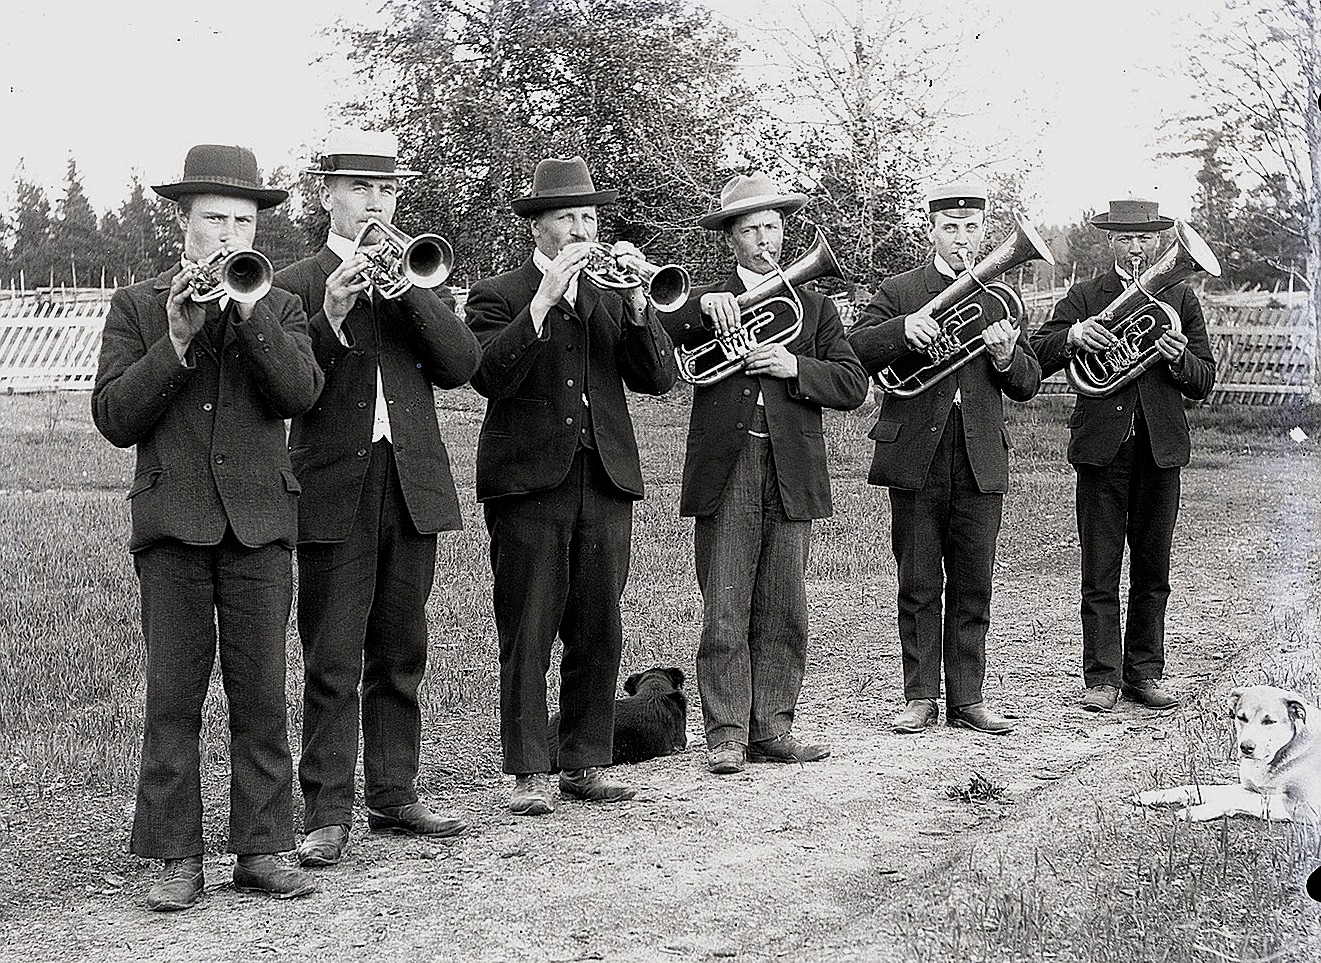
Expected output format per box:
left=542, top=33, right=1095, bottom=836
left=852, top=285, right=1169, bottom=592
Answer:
left=1066, top=221, right=1220, bottom=398
left=582, top=243, right=691, bottom=312
left=675, top=227, right=843, bottom=386
left=353, top=217, right=454, bottom=300
left=187, top=248, right=273, bottom=305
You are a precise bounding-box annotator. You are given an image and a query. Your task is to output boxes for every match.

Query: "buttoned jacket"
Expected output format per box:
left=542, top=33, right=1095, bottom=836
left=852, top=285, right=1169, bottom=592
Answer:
left=1030, top=268, right=1215, bottom=468
left=848, top=262, right=1041, bottom=493
left=274, top=247, right=482, bottom=542
left=464, top=258, right=677, bottom=501
left=663, top=273, right=868, bottom=519
left=92, top=267, right=322, bottom=552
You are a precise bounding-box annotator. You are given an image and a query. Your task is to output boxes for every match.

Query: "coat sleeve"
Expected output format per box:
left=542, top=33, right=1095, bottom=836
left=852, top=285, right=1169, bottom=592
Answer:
left=616, top=298, right=677, bottom=396
left=397, top=284, right=481, bottom=389
left=466, top=279, right=551, bottom=400
left=846, top=283, right=910, bottom=374
left=1167, top=287, right=1215, bottom=401
left=789, top=298, right=869, bottom=411
left=1030, top=284, right=1087, bottom=378
left=226, top=294, right=323, bottom=417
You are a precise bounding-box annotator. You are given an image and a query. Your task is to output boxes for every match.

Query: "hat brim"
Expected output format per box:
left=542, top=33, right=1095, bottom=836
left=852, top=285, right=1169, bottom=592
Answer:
left=302, top=167, right=422, bottom=180
left=1091, top=214, right=1174, bottom=232
left=697, top=193, right=809, bottom=231
left=153, top=180, right=288, bottom=210
left=511, top=189, right=619, bottom=217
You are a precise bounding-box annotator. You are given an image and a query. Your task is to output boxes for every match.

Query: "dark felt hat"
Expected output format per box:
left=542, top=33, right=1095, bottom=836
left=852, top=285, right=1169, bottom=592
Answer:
left=696, top=172, right=809, bottom=231
left=1091, top=198, right=1174, bottom=232
left=511, top=156, right=618, bottom=217
left=153, top=144, right=287, bottom=209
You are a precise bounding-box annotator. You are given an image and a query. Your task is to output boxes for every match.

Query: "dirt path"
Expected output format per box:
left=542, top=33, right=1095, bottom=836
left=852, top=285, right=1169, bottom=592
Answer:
left=2, top=449, right=1318, bottom=962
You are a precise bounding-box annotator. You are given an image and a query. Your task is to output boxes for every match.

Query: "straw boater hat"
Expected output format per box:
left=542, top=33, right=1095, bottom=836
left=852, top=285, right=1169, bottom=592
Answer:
left=302, top=129, right=421, bottom=179
left=152, top=145, right=288, bottom=209
left=511, top=156, right=618, bottom=217
left=696, top=172, right=808, bottom=231
left=924, top=179, right=988, bottom=216
left=1090, top=198, right=1174, bottom=232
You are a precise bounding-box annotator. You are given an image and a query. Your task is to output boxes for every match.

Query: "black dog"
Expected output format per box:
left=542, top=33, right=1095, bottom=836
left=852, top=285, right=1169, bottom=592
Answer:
left=547, top=667, right=688, bottom=771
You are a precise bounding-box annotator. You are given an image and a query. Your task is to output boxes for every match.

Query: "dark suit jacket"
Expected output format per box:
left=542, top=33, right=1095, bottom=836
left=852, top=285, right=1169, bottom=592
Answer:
left=273, top=246, right=482, bottom=542
left=848, top=262, right=1041, bottom=493
left=663, top=273, right=868, bottom=519
left=92, top=267, right=323, bottom=552
left=1030, top=268, right=1215, bottom=468
left=465, top=258, right=677, bottom=501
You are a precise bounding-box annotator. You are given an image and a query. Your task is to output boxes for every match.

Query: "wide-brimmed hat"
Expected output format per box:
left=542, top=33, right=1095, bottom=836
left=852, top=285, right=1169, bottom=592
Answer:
left=302, top=129, right=421, bottom=179
left=1091, top=199, right=1174, bottom=232
left=153, top=144, right=287, bottom=209
left=511, top=156, right=618, bottom=217
left=925, top=179, right=988, bottom=215
left=696, top=172, right=808, bottom=231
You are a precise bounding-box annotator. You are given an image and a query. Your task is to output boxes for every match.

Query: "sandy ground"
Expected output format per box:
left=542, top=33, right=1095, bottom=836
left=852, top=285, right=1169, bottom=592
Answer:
left=1, top=447, right=1318, bottom=962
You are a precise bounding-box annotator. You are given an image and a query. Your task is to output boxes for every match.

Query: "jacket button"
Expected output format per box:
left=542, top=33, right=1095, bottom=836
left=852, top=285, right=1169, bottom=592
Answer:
left=742, top=388, right=751, bottom=396
left=565, top=417, right=574, bottom=426
left=736, top=422, right=744, bottom=429
left=931, top=426, right=939, bottom=432
left=202, top=403, right=213, bottom=411
left=214, top=454, right=225, bottom=464
left=566, top=378, right=575, bottom=387
left=357, top=400, right=368, bottom=408
left=256, top=333, right=265, bottom=342
left=1115, top=405, right=1123, bottom=411
left=357, top=448, right=368, bottom=457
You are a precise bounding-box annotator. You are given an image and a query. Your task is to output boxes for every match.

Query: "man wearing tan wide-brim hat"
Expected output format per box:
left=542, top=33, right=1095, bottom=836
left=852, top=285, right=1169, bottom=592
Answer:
left=664, top=171, right=868, bottom=775
left=1031, top=197, right=1216, bottom=714
left=464, top=155, right=676, bottom=816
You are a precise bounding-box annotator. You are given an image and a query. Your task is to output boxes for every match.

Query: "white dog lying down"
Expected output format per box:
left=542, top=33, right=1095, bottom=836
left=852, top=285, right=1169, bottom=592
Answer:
left=1134, top=684, right=1321, bottom=822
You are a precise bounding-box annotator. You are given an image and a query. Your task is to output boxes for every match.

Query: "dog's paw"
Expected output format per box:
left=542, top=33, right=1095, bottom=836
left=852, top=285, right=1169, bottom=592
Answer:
left=1134, top=786, right=1200, bottom=808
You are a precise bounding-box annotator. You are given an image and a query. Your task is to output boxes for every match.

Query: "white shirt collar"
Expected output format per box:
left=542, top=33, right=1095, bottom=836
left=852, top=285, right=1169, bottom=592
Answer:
left=736, top=263, right=773, bottom=293
left=326, top=230, right=357, bottom=263
left=933, top=253, right=959, bottom=279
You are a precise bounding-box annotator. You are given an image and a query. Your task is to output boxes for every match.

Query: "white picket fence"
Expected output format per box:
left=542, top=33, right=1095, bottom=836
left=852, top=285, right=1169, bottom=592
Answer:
left=0, top=293, right=110, bottom=393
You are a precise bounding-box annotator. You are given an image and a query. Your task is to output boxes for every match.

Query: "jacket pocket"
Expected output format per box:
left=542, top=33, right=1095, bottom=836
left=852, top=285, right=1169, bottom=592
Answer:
left=1001, top=425, right=1013, bottom=449
left=868, top=419, right=901, bottom=443
left=280, top=470, right=302, bottom=495
left=127, top=467, right=163, bottom=499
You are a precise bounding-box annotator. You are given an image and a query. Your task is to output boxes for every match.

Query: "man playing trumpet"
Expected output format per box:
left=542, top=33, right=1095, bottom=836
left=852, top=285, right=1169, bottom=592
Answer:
left=1030, top=199, right=1215, bottom=713
left=273, top=129, right=481, bottom=865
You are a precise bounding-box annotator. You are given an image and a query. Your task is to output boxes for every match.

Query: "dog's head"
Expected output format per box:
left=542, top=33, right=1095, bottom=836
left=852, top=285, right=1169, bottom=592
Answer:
left=624, top=666, right=685, bottom=696
left=1227, top=685, right=1309, bottom=764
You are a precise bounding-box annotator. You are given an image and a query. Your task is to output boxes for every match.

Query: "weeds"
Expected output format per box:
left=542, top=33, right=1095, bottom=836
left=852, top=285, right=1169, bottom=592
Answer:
left=946, top=771, right=1009, bottom=805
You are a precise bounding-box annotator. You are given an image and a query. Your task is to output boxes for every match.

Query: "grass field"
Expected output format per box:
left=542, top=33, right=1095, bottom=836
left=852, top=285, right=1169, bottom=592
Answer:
left=2, top=387, right=1319, bottom=960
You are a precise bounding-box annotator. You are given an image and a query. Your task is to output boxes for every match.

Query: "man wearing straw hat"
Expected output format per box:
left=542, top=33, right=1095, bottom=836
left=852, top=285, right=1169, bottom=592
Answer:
left=464, top=155, right=676, bottom=816
left=274, top=130, right=481, bottom=865
left=92, top=144, right=322, bottom=909
left=1030, top=198, right=1215, bottom=713
left=848, top=179, right=1040, bottom=737
left=665, top=172, right=868, bottom=775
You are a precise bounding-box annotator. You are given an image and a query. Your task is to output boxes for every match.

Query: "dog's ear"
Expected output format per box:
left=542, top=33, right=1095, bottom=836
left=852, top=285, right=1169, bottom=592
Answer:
left=623, top=672, right=641, bottom=696
left=1226, top=687, right=1245, bottom=716
left=667, top=667, right=685, bottom=689
left=1285, top=698, right=1307, bottom=725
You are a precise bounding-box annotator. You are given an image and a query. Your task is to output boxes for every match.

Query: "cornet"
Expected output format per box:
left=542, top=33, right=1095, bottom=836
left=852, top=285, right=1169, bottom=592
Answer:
left=187, top=248, right=273, bottom=305
left=582, top=243, right=691, bottom=312
left=353, top=217, right=454, bottom=300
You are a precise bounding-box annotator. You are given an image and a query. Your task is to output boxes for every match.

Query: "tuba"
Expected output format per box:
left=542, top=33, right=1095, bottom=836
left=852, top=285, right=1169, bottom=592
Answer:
left=1066, top=221, right=1220, bottom=398
left=874, top=215, right=1055, bottom=397
left=187, top=248, right=273, bottom=305
left=353, top=217, right=454, bottom=300
left=676, top=227, right=843, bottom=386
left=582, top=243, right=691, bottom=312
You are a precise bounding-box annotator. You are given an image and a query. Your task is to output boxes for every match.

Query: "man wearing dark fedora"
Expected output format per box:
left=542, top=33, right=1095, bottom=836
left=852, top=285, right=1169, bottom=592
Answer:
left=92, top=144, right=322, bottom=909
left=848, top=180, right=1040, bottom=737
left=663, top=172, right=867, bottom=774
left=1031, top=198, right=1215, bottom=712
left=273, top=129, right=481, bottom=864
left=464, top=155, right=676, bottom=815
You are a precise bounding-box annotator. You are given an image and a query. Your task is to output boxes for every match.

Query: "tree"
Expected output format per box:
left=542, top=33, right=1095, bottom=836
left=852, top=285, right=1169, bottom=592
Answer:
left=4, top=169, right=55, bottom=287
left=257, top=166, right=314, bottom=271
left=48, top=158, right=102, bottom=287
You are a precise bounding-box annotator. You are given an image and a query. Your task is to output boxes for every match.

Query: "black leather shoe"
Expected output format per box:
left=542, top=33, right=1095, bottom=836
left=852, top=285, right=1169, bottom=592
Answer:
left=748, top=732, right=831, bottom=763
left=297, top=824, right=350, bottom=867
left=366, top=801, right=468, bottom=837
left=1081, top=684, right=1120, bottom=712
left=509, top=773, right=556, bottom=816
left=892, top=699, right=938, bottom=733
left=947, top=702, right=1016, bottom=735
left=559, top=767, right=636, bottom=802
left=708, top=742, right=746, bottom=775
left=232, top=855, right=316, bottom=900
left=146, top=856, right=203, bottom=912
left=1123, top=679, right=1180, bottom=709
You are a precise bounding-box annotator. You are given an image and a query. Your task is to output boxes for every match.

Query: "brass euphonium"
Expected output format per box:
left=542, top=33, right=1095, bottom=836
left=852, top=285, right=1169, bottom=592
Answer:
left=874, top=215, right=1055, bottom=397
left=676, top=226, right=843, bottom=387
left=582, top=243, right=691, bottom=311
left=187, top=248, right=273, bottom=304
left=1066, top=221, right=1221, bottom=398
left=353, top=217, right=454, bottom=300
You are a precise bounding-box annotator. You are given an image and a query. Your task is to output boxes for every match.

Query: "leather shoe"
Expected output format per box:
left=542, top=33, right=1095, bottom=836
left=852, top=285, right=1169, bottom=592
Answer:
left=232, top=855, right=316, bottom=900
left=1123, top=678, right=1180, bottom=709
left=366, top=801, right=468, bottom=837
left=559, top=767, right=636, bottom=802
left=708, top=742, right=746, bottom=775
left=1081, top=684, right=1120, bottom=712
left=296, top=824, right=350, bottom=867
left=892, top=699, right=938, bottom=733
left=509, top=773, right=556, bottom=816
left=748, top=732, right=830, bottom=763
left=947, top=702, right=1016, bottom=735
left=146, top=856, right=203, bottom=912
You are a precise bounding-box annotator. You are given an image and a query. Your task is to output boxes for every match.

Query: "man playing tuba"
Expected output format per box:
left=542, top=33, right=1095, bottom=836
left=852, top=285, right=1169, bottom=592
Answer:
left=848, top=180, right=1040, bottom=736
left=1030, top=199, right=1215, bottom=713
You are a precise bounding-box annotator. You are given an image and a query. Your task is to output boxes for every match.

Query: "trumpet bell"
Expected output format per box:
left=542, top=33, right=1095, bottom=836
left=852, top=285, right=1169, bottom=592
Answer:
left=583, top=244, right=691, bottom=312
left=354, top=217, right=454, bottom=300
left=189, top=248, right=273, bottom=305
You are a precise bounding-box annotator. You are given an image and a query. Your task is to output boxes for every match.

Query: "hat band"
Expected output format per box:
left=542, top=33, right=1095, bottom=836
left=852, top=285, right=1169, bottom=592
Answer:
left=528, top=184, right=601, bottom=199
left=174, top=174, right=266, bottom=191
left=324, top=153, right=397, bottom=174
left=928, top=197, right=986, bottom=213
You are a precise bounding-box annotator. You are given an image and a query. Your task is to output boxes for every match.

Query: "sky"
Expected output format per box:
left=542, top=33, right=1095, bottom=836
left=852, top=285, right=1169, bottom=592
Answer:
left=0, top=0, right=1222, bottom=228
